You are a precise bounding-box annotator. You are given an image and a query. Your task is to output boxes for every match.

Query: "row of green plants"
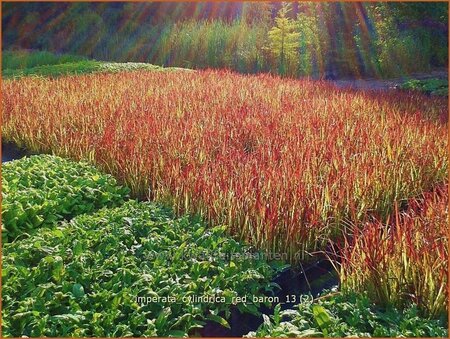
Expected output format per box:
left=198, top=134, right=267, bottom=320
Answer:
left=2, top=50, right=186, bottom=78
left=2, top=50, right=87, bottom=70
left=2, top=60, right=102, bottom=78
left=3, top=201, right=282, bottom=337
left=2, top=155, right=129, bottom=242
left=246, top=292, right=448, bottom=338
left=2, top=155, right=282, bottom=337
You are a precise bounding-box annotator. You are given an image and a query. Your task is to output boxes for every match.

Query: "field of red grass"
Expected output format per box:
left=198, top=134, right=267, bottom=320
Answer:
left=2, top=70, right=447, bottom=261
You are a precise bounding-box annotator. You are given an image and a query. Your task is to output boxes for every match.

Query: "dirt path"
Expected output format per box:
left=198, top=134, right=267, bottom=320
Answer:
left=329, top=69, right=448, bottom=91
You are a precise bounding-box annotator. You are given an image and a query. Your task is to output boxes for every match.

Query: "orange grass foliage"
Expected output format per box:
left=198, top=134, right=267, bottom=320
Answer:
left=2, top=70, right=448, bottom=261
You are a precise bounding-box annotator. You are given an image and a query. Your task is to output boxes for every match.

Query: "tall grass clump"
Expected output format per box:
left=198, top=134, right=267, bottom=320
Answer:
left=337, top=184, right=448, bottom=319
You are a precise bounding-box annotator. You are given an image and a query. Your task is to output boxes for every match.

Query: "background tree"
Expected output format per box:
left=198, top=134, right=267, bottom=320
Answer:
left=267, top=3, right=300, bottom=76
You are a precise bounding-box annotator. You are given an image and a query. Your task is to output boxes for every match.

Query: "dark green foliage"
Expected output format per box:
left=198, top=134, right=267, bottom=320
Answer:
left=2, top=60, right=102, bottom=78
left=2, top=155, right=129, bottom=242
left=2, top=201, right=279, bottom=337
left=401, top=78, right=448, bottom=96
left=246, top=292, right=448, bottom=338
left=2, top=50, right=87, bottom=70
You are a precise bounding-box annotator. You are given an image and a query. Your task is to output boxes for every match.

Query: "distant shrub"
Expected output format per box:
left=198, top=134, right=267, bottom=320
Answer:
left=1, top=51, right=185, bottom=78
left=401, top=78, right=448, bottom=96
left=2, top=50, right=87, bottom=70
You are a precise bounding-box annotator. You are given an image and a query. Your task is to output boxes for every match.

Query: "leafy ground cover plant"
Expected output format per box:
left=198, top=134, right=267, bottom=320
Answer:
left=2, top=154, right=129, bottom=242
left=2, top=201, right=281, bottom=337
left=245, top=291, right=448, bottom=338
left=337, top=184, right=448, bottom=319
left=3, top=70, right=447, bottom=261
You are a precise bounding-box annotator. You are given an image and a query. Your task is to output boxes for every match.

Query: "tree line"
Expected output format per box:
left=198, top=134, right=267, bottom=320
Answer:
left=2, top=2, right=448, bottom=78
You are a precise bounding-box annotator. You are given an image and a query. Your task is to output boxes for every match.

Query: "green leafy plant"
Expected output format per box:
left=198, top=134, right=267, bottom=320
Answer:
left=2, top=155, right=129, bottom=242
left=246, top=291, right=448, bottom=337
left=3, top=200, right=280, bottom=337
